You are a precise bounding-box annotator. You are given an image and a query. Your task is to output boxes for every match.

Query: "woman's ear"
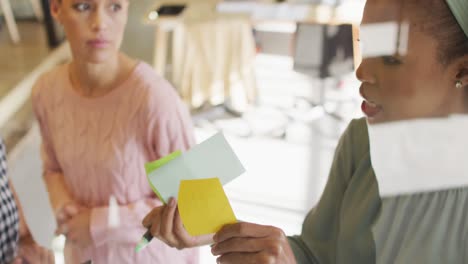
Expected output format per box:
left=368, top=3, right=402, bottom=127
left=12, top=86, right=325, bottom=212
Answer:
left=50, top=0, right=62, bottom=23
left=453, top=55, right=468, bottom=89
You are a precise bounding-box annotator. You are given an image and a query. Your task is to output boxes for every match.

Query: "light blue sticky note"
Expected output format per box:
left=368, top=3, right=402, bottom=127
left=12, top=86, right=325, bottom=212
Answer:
left=183, top=133, right=245, bottom=185
left=147, top=133, right=245, bottom=204
left=145, top=151, right=182, bottom=203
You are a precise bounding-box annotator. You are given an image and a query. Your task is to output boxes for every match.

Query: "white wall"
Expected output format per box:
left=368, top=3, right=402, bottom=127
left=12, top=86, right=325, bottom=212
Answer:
left=121, top=0, right=157, bottom=64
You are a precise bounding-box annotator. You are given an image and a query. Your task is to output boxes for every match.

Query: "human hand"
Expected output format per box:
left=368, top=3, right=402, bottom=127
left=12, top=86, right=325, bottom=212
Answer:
left=56, top=207, right=92, bottom=248
left=54, top=202, right=81, bottom=230
left=13, top=235, right=55, bottom=264
left=211, top=222, right=296, bottom=264
left=142, top=197, right=214, bottom=249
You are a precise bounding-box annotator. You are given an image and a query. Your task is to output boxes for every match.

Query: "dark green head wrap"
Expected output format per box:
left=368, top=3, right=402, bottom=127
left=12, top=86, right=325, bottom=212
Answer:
left=446, top=0, right=468, bottom=38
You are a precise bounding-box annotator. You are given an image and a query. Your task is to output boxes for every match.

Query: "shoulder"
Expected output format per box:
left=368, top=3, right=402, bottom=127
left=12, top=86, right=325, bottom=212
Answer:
left=336, top=117, right=370, bottom=166
left=31, top=64, right=68, bottom=102
left=133, top=62, right=179, bottom=98
left=132, top=62, right=184, bottom=115
left=346, top=118, right=369, bottom=146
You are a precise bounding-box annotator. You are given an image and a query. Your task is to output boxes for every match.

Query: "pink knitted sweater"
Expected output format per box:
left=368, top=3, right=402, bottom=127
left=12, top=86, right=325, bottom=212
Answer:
left=32, top=62, right=199, bottom=263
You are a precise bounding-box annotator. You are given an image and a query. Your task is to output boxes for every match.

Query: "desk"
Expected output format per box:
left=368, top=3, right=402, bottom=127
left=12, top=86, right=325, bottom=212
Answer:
left=216, top=1, right=364, bottom=25
left=214, top=1, right=364, bottom=121
left=217, top=1, right=364, bottom=68
left=144, top=1, right=364, bottom=110
left=145, top=2, right=257, bottom=111
left=147, top=1, right=364, bottom=74
left=145, top=0, right=221, bottom=76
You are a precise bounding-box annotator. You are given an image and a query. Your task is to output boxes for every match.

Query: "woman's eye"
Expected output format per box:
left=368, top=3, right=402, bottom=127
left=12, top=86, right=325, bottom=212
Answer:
left=73, top=3, right=91, bottom=12
left=382, top=56, right=402, bottom=65
left=110, top=3, right=122, bottom=12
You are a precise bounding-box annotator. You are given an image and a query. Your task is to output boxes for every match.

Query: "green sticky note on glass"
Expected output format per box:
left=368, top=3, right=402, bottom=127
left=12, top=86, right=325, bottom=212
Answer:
left=178, top=178, right=237, bottom=236
left=145, top=150, right=182, bottom=203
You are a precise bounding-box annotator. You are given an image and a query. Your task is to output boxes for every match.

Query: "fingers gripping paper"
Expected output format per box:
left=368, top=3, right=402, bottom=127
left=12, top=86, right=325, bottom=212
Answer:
left=145, top=133, right=244, bottom=235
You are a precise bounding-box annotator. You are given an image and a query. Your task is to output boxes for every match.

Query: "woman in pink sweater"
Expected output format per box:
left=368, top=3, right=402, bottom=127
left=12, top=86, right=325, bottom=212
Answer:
left=32, top=0, right=198, bottom=263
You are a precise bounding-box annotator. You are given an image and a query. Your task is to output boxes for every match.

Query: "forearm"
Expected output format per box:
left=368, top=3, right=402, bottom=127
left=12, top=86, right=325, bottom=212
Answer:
left=287, top=236, right=319, bottom=264
left=43, top=171, right=74, bottom=212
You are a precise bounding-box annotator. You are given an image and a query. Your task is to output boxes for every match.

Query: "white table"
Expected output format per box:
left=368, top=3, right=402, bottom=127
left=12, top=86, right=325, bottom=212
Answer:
left=144, top=1, right=257, bottom=111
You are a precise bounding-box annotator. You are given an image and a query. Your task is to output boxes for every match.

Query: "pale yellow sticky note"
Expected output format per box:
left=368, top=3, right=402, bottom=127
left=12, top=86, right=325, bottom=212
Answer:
left=178, top=178, right=237, bottom=236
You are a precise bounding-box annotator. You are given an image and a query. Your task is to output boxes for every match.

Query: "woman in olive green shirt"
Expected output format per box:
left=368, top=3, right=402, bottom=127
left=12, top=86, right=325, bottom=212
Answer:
left=143, top=0, right=468, bottom=263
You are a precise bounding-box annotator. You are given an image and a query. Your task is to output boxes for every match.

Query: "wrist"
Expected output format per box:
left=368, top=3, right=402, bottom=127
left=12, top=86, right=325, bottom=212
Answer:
left=18, top=216, right=30, bottom=238
left=53, top=199, right=75, bottom=214
left=19, top=232, right=34, bottom=241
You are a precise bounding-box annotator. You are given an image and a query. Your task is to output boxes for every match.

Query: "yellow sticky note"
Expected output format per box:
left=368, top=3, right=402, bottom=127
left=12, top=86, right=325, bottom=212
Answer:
left=178, top=178, right=237, bottom=236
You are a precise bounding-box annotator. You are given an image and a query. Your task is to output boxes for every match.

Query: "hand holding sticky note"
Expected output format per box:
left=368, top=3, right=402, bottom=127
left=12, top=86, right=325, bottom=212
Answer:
left=137, top=133, right=245, bottom=252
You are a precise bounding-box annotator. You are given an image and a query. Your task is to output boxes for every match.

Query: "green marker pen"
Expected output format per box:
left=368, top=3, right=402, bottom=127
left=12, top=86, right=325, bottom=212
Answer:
left=135, top=229, right=153, bottom=253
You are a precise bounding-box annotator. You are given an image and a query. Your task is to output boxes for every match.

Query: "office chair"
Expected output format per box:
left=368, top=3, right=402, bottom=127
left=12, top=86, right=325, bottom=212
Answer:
left=291, top=23, right=355, bottom=122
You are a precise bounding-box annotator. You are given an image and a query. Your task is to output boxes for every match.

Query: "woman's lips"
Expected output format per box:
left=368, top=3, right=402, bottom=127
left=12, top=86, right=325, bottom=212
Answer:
left=361, top=100, right=382, bottom=118
left=87, top=39, right=110, bottom=48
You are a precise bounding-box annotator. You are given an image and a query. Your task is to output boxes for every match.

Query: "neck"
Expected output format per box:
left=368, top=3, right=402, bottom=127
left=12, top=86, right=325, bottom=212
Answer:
left=69, top=53, right=134, bottom=97
left=452, top=86, right=468, bottom=115
left=463, top=88, right=468, bottom=114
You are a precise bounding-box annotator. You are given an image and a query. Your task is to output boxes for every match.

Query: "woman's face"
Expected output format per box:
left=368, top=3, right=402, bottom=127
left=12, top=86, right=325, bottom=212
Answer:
left=357, top=0, right=464, bottom=124
left=51, top=0, right=129, bottom=64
